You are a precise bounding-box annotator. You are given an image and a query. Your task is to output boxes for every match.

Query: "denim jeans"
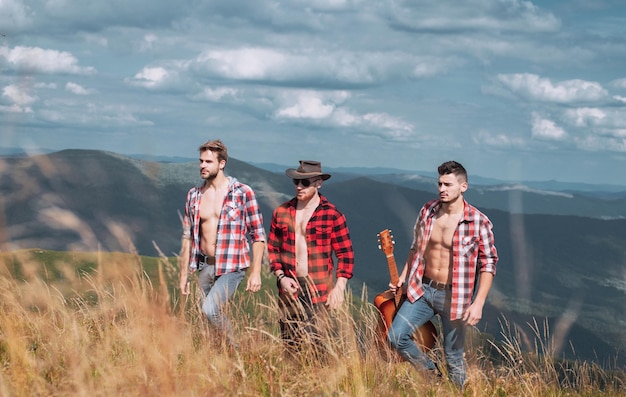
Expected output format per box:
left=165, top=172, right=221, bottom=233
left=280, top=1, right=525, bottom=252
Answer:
left=198, top=266, right=245, bottom=347
left=387, top=284, right=467, bottom=388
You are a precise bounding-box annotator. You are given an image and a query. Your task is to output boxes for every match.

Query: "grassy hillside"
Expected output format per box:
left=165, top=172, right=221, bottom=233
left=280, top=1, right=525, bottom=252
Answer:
left=1, top=149, right=625, bottom=368
left=1, top=249, right=624, bottom=396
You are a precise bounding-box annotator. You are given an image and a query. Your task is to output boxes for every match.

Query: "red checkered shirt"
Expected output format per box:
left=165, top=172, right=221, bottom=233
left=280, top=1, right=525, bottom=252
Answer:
left=183, top=177, right=266, bottom=276
left=268, top=194, right=354, bottom=304
left=406, top=199, right=498, bottom=320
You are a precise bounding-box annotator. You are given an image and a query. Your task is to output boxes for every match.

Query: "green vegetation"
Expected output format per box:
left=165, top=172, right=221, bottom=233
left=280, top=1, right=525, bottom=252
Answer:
left=1, top=249, right=624, bottom=396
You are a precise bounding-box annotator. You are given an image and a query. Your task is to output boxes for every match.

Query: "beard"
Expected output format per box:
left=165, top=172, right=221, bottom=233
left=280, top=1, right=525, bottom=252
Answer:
left=201, top=168, right=218, bottom=181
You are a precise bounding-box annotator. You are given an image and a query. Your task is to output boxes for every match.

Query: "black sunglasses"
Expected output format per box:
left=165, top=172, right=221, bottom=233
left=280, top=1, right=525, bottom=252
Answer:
left=292, top=178, right=319, bottom=187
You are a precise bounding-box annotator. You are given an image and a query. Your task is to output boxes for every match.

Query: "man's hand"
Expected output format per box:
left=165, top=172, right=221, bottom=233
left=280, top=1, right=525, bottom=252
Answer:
left=326, top=286, right=345, bottom=310
left=326, top=277, right=348, bottom=310
left=280, top=276, right=300, bottom=298
left=389, top=275, right=405, bottom=293
left=179, top=276, right=190, bottom=296
left=462, top=301, right=484, bottom=326
left=463, top=272, right=493, bottom=326
left=245, top=272, right=262, bottom=292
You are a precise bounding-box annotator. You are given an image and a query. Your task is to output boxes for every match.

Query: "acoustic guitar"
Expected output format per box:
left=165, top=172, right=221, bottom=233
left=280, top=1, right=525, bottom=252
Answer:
left=373, top=229, right=436, bottom=353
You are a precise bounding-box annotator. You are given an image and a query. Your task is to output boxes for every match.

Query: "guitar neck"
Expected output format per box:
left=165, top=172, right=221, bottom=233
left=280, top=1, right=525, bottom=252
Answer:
left=386, top=253, right=400, bottom=286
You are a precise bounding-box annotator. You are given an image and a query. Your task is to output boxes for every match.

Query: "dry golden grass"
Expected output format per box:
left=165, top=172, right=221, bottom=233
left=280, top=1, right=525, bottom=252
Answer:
left=0, top=249, right=624, bottom=396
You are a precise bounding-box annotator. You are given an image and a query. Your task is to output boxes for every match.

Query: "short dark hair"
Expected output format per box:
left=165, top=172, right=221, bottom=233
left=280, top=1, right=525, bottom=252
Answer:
left=198, top=139, right=228, bottom=164
left=438, top=160, right=467, bottom=182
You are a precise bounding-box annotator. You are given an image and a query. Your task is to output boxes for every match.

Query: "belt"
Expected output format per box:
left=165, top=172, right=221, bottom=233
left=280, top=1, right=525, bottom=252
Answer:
left=422, top=276, right=452, bottom=290
left=198, top=253, right=216, bottom=266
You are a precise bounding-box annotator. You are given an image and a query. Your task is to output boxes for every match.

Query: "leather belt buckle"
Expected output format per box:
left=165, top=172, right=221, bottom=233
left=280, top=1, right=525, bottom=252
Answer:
left=423, top=276, right=451, bottom=290
left=198, top=253, right=215, bottom=266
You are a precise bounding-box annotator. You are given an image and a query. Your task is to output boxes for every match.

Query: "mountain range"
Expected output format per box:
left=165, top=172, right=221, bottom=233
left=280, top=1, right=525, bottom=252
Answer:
left=1, top=149, right=624, bottom=368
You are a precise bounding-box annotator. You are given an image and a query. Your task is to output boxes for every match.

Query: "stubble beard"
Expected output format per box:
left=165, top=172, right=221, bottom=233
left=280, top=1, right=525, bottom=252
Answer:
left=201, top=168, right=218, bottom=182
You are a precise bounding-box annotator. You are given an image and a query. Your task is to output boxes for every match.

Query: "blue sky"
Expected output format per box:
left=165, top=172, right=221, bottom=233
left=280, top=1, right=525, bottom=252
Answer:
left=2, top=0, right=626, bottom=186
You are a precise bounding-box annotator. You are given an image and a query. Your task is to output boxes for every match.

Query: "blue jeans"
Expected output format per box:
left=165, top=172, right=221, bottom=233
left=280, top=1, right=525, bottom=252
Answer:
left=198, top=266, right=245, bottom=347
left=388, top=284, right=467, bottom=388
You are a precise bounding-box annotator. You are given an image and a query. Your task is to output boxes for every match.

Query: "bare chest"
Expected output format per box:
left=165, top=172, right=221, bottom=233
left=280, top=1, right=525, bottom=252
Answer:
left=199, top=189, right=227, bottom=221
left=295, top=208, right=315, bottom=234
left=429, top=213, right=461, bottom=248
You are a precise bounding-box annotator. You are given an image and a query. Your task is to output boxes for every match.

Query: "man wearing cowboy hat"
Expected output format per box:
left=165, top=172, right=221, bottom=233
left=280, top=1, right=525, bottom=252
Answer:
left=268, top=160, right=355, bottom=350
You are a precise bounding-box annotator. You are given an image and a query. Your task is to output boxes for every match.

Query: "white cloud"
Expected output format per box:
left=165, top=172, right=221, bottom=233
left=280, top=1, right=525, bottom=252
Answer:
left=361, top=112, right=413, bottom=137
left=191, top=47, right=452, bottom=86
left=193, top=87, right=240, bottom=102
left=531, top=112, right=567, bottom=140
left=276, top=92, right=336, bottom=119
left=331, top=107, right=359, bottom=127
left=196, top=48, right=289, bottom=80
left=331, top=108, right=415, bottom=140
left=563, top=107, right=606, bottom=128
left=3, top=84, right=37, bottom=106
left=0, top=46, right=96, bottom=75
left=562, top=107, right=626, bottom=139
left=272, top=89, right=414, bottom=139
left=497, top=73, right=608, bottom=103
left=65, top=82, right=93, bottom=95
left=129, top=66, right=179, bottom=89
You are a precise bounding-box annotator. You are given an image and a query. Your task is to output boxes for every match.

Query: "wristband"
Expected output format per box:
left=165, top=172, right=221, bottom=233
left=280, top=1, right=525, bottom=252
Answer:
left=277, top=273, right=286, bottom=282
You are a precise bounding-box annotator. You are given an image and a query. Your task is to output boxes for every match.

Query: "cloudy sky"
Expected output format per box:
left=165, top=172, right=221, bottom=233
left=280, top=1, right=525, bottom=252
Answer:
left=2, top=0, right=626, bottom=186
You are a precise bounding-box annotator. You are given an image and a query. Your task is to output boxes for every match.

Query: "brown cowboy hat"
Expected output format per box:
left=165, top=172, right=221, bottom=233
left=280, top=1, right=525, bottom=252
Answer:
left=285, top=160, right=331, bottom=180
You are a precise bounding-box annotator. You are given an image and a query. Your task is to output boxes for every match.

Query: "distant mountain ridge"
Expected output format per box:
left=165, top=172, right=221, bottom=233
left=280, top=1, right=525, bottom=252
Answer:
left=1, top=149, right=625, bottom=368
left=250, top=161, right=626, bottom=195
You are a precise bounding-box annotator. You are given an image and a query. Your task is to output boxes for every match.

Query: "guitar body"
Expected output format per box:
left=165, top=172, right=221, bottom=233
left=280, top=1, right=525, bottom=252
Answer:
left=374, top=290, right=398, bottom=334
left=374, top=230, right=437, bottom=356
left=374, top=290, right=437, bottom=352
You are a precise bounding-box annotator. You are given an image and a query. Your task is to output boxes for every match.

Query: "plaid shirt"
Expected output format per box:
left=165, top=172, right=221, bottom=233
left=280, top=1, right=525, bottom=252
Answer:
left=406, top=199, right=498, bottom=320
left=268, top=194, right=354, bottom=304
left=183, top=177, right=266, bottom=276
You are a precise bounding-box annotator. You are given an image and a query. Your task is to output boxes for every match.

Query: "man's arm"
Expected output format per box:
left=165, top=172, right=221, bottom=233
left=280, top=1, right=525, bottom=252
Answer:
left=267, top=206, right=301, bottom=297
left=245, top=240, right=266, bottom=292
left=179, top=237, right=191, bottom=295
left=391, top=210, right=423, bottom=293
left=243, top=187, right=267, bottom=293
left=462, top=271, right=493, bottom=326
left=180, top=191, right=194, bottom=295
left=391, top=247, right=415, bottom=293
left=326, top=212, right=354, bottom=309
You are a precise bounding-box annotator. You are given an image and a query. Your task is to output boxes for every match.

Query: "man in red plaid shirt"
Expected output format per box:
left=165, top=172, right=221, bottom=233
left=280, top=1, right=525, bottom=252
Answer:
left=268, top=160, right=354, bottom=351
left=388, top=161, right=498, bottom=389
left=179, top=140, right=266, bottom=349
